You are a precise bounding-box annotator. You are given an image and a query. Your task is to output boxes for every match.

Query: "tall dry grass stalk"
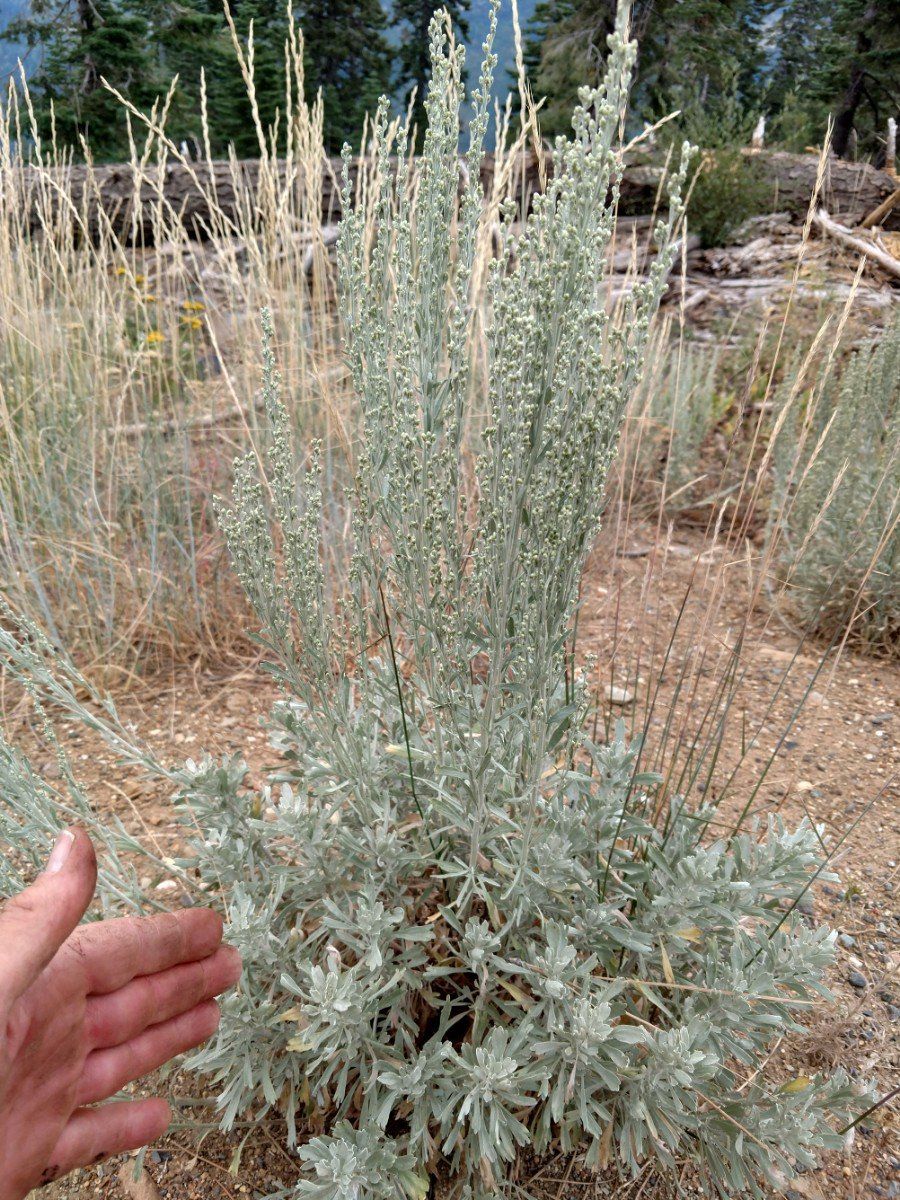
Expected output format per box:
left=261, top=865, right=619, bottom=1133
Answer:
left=0, top=22, right=343, bottom=677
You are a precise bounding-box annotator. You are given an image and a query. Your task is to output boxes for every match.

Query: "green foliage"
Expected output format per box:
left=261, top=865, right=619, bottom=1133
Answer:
left=299, top=0, right=393, bottom=153
left=3, top=0, right=166, bottom=159
left=221, top=0, right=394, bottom=155
left=770, top=319, right=900, bottom=656
left=670, top=64, right=772, bottom=248
left=522, top=0, right=768, bottom=138
left=686, top=148, right=770, bottom=248
left=770, top=0, right=900, bottom=159
left=2, top=0, right=394, bottom=158
left=524, top=0, right=900, bottom=161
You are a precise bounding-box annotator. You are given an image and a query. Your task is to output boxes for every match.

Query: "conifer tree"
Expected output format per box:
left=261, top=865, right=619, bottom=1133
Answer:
left=802, top=0, right=899, bottom=159
left=392, top=0, right=471, bottom=145
left=298, top=0, right=393, bottom=152
left=522, top=0, right=769, bottom=139
left=3, top=0, right=161, bottom=158
left=139, top=0, right=237, bottom=151
left=2, top=0, right=395, bottom=159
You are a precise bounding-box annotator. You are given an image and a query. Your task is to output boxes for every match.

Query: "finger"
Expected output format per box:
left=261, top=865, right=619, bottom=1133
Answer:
left=66, top=906, right=224, bottom=995
left=76, top=999, right=221, bottom=1106
left=85, top=944, right=241, bottom=1050
left=0, top=827, right=96, bottom=1007
left=41, top=1098, right=171, bottom=1181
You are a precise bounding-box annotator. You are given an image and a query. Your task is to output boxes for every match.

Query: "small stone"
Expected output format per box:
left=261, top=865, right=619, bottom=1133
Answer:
left=838, top=933, right=856, bottom=948
left=847, top=971, right=867, bottom=989
left=117, top=1163, right=161, bottom=1200
left=784, top=740, right=798, bottom=750
left=870, top=713, right=893, bottom=725
left=796, top=780, right=814, bottom=792
left=797, top=894, right=815, bottom=915
left=606, top=686, right=634, bottom=705
left=155, top=879, right=178, bottom=893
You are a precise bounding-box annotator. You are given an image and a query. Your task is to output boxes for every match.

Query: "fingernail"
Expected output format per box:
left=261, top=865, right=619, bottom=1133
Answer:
left=45, top=830, right=75, bottom=874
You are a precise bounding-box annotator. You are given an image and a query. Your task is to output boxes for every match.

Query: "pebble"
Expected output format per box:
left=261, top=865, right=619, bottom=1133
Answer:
left=870, top=713, right=893, bottom=725
left=155, top=879, right=178, bottom=893
left=838, top=933, right=856, bottom=948
left=847, top=971, right=868, bottom=989
left=606, top=686, right=635, bottom=705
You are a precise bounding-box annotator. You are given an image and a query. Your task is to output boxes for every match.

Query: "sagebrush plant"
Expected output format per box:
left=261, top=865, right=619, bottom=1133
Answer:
left=769, top=316, right=900, bottom=656
left=0, top=4, right=869, bottom=1198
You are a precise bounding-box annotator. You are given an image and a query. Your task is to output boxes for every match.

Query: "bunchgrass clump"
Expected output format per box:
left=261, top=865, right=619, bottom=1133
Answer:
left=0, top=5, right=869, bottom=1198
left=623, top=336, right=726, bottom=512
left=770, top=316, right=900, bottom=655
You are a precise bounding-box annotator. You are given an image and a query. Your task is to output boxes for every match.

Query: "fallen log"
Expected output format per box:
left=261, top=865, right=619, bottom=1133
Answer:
left=811, top=208, right=900, bottom=281
left=748, top=151, right=900, bottom=227
left=7, top=150, right=899, bottom=244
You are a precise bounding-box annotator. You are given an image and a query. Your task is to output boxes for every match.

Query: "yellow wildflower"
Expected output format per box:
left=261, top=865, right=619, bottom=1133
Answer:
left=182, top=300, right=206, bottom=312
left=134, top=273, right=146, bottom=285
left=115, top=266, right=127, bottom=276
left=146, top=330, right=165, bottom=345
left=182, top=316, right=203, bottom=330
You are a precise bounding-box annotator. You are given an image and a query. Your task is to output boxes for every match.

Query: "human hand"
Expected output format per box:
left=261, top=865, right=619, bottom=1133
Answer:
left=0, top=827, right=241, bottom=1198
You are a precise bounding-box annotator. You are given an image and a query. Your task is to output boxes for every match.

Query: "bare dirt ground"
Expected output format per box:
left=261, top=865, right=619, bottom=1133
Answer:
left=12, top=523, right=897, bottom=1200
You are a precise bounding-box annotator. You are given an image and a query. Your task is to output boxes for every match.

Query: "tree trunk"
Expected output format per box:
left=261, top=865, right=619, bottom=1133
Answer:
left=831, top=3, right=877, bottom=159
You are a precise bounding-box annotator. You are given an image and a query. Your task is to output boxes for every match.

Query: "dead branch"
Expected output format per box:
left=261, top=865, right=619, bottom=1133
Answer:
left=812, top=208, right=900, bottom=280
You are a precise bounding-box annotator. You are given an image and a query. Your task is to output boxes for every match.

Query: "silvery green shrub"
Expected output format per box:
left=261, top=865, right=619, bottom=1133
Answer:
left=770, top=316, right=899, bottom=656
left=0, top=4, right=868, bottom=1198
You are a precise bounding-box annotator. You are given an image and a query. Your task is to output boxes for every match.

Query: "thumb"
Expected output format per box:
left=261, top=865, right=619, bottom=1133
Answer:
left=0, top=826, right=97, bottom=1008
